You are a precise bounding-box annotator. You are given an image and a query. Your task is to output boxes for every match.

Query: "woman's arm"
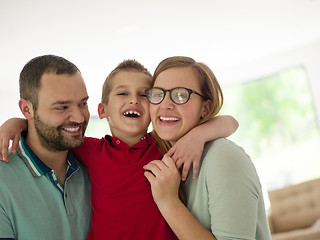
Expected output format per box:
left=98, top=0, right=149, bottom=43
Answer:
left=143, top=155, right=216, bottom=240
left=168, top=115, right=238, bottom=180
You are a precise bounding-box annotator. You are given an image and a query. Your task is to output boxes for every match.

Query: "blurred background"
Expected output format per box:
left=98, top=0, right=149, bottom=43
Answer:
left=1, top=0, right=320, bottom=194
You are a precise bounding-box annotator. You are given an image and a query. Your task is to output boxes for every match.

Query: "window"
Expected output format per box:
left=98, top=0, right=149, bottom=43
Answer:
left=221, top=66, right=320, bottom=191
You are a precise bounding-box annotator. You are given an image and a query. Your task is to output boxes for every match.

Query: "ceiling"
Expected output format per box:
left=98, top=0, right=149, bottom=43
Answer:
left=1, top=0, right=320, bottom=116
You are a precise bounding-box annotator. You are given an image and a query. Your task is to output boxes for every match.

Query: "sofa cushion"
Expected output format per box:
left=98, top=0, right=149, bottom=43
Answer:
left=268, top=178, right=320, bottom=233
left=272, top=227, right=320, bottom=240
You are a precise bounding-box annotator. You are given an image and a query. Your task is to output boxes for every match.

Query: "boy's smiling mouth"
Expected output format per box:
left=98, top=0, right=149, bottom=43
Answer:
left=123, top=110, right=141, bottom=118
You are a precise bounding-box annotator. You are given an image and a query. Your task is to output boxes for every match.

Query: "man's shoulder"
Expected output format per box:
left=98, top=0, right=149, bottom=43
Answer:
left=0, top=151, right=27, bottom=184
left=0, top=150, right=25, bottom=169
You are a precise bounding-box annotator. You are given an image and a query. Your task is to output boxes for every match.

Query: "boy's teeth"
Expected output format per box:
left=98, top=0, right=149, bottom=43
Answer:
left=160, top=116, right=179, bottom=121
left=123, top=111, right=141, bottom=116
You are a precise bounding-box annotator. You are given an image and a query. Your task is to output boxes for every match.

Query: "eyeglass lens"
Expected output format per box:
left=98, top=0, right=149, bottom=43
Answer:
left=147, top=88, right=190, bottom=104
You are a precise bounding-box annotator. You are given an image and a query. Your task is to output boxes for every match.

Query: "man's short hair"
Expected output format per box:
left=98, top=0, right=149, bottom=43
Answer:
left=19, top=55, right=80, bottom=110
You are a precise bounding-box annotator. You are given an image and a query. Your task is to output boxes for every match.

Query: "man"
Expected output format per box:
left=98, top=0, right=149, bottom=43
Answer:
left=0, top=55, right=91, bottom=240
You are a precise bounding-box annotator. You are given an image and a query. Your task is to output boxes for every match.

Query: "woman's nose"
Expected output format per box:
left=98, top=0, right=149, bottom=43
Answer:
left=160, top=92, right=174, bottom=109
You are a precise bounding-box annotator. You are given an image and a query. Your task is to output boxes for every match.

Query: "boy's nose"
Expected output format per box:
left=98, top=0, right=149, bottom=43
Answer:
left=129, top=95, right=139, bottom=105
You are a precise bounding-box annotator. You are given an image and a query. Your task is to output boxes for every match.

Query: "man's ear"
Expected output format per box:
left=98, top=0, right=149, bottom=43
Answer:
left=201, top=100, right=213, bottom=118
left=18, top=99, right=34, bottom=120
left=98, top=103, right=108, bottom=119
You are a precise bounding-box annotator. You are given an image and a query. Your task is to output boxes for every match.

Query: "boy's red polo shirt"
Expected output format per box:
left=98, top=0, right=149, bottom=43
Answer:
left=73, top=133, right=177, bottom=240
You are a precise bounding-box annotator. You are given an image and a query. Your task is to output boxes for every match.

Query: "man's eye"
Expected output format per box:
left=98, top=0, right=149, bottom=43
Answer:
left=56, top=106, right=68, bottom=110
left=80, top=102, right=88, bottom=106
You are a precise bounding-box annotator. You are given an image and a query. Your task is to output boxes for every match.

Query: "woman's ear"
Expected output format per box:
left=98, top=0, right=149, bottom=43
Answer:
left=98, top=103, right=108, bottom=119
left=201, top=100, right=213, bottom=118
left=18, top=99, right=34, bottom=120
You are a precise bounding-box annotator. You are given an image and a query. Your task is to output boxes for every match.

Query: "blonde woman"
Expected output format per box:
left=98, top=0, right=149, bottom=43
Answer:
left=144, top=56, right=271, bottom=240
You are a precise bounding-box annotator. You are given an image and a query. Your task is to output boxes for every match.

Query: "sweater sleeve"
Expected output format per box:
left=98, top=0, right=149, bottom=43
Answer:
left=204, top=139, right=262, bottom=240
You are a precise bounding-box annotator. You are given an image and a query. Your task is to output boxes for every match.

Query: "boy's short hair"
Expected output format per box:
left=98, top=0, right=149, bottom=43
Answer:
left=19, top=54, right=80, bottom=111
left=101, top=59, right=152, bottom=104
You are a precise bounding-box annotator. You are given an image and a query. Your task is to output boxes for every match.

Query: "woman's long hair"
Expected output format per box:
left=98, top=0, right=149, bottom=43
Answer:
left=152, top=56, right=224, bottom=155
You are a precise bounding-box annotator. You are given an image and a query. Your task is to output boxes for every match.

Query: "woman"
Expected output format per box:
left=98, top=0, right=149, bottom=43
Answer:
left=143, top=56, right=271, bottom=240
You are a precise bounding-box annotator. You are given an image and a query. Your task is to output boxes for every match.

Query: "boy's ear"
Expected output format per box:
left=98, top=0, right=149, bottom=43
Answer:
left=201, top=100, right=213, bottom=118
left=98, top=103, right=108, bottom=119
left=18, top=99, right=34, bottom=120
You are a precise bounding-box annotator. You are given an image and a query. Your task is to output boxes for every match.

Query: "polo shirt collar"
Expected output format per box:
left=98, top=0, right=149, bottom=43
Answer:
left=105, top=132, right=154, bottom=149
left=18, top=131, right=78, bottom=177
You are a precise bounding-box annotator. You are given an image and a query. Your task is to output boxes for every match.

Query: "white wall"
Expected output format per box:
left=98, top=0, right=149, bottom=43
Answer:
left=1, top=40, right=320, bottom=127
left=217, top=40, right=320, bottom=125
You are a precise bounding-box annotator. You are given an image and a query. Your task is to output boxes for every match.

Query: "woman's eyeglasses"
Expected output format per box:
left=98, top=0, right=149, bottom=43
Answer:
left=145, top=87, right=207, bottom=105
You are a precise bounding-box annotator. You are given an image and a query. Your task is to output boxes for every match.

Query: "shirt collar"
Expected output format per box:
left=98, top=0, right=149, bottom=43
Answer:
left=105, top=132, right=155, bottom=149
left=18, top=131, right=78, bottom=177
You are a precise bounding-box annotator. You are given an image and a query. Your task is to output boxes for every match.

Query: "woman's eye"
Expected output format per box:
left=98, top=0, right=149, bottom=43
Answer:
left=117, top=92, right=128, bottom=96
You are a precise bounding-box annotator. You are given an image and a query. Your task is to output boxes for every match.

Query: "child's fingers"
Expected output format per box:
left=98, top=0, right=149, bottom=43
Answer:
left=166, top=147, right=174, bottom=157
left=192, top=161, right=200, bottom=179
left=162, top=154, right=176, bottom=168
left=0, top=139, right=9, bottom=162
left=166, top=147, right=180, bottom=163
left=12, top=134, right=20, bottom=154
left=175, top=158, right=183, bottom=169
left=0, top=150, right=8, bottom=162
left=2, top=148, right=9, bottom=162
left=181, top=161, right=192, bottom=181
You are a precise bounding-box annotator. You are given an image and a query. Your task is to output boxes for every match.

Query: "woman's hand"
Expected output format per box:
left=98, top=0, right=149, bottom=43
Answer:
left=144, top=154, right=216, bottom=240
left=143, top=154, right=181, bottom=206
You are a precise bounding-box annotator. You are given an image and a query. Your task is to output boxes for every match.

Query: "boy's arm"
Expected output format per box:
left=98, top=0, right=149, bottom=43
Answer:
left=168, top=115, right=238, bottom=180
left=0, top=118, right=27, bottom=162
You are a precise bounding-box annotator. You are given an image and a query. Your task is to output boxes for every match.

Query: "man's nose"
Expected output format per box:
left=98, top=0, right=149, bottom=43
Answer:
left=69, top=107, right=85, bottom=123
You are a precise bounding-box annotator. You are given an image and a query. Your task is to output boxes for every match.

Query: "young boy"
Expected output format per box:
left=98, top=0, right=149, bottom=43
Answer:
left=0, top=60, right=238, bottom=239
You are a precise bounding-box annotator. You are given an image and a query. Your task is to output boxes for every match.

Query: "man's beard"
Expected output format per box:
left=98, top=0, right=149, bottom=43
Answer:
left=33, top=112, right=87, bottom=152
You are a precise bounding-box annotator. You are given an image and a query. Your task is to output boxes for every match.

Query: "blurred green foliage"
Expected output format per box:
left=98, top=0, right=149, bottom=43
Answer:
left=221, top=66, right=320, bottom=159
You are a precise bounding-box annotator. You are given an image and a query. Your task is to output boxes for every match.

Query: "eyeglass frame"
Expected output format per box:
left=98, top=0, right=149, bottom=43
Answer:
left=145, top=87, right=207, bottom=105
